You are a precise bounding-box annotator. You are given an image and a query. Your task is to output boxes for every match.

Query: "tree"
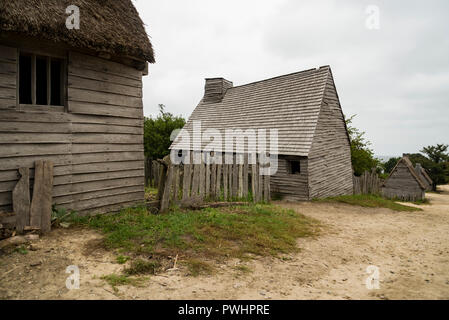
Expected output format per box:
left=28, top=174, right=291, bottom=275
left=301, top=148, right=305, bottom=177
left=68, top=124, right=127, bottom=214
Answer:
left=143, top=104, right=186, bottom=160
left=383, top=157, right=401, bottom=175
left=420, top=144, right=449, bottom=164
left=345, top=115, right=380, bottom=176
left=418, top=144, right=449, bottom=191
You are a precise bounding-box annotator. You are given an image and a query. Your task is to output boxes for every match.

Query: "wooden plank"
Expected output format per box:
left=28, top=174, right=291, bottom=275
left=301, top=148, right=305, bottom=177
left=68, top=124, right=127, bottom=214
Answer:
left=182, top=163, right=192, bottom=201
left=263, top=174, right=270, bottom=202
left=156, top=163, right=167, bottom=201
left=0, top=121, right=71, bottom=133
left=68, top=87, right=142, bottom=108
left=172, top=166, right=180, bottom=203
left=215, top=164, right=221, bottom=200
left=160, top=165, right=174, bottom=213
left=258, top=163, right=264, bottom=202
left=191, top=163, right=200, bottom=197
left=232, top=155, right=238, bottom=199
left=0, top=98, right=16, bottom=109
left=69, top=101, right=143, bottom=119
left=68, top=67, right=142, bottom=88
left=68, top=75, right=142, bottom=98
left=223, top=164, right=228, bottom=201
left=69, top=52, right=141, bottom=81
left=252, top=163, right=258, bottom=202
left=238, top=162, right=243, bottom=198
left=243, top=156, right=248, bottom=198
left=0, top=45, right=18, bottom=61
left=75, top=133, right=143, bottom=145
left=199, top=162, right=205, bottom=199
left=205, top=161, right=211, bottom=199
left=41, top=161, right=53, bottom=233
left=210, top=164, right=216, bottom=200
left=29, top=161, right=43, bottom=229
left=12, top=167, right=30, bottom=233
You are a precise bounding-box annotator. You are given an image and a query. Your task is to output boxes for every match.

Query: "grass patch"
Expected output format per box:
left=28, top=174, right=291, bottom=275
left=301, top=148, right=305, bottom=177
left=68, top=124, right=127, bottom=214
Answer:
left=183, top=258, right=214, bottom=276
left=233, top=264, right=252, bottom=274
left=413, top=198, right=431, bottom=205
left=314, top=194, right=422, bottom=212
left=124, top=259, right=161, bottom=275
left=74, top=204, right=319, bottom=274
left=101, top=274, right=144, bottom=292
left=116, top=255, right=130, bottom=264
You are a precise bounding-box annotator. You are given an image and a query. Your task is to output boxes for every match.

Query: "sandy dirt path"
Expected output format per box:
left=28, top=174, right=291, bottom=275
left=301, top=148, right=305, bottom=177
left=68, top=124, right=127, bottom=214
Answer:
left=1, top=186, right=448, bottom=300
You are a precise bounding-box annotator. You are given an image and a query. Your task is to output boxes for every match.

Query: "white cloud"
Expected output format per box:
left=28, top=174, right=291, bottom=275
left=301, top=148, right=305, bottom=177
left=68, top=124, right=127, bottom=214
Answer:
left=133, top=0, right=449, bottom=156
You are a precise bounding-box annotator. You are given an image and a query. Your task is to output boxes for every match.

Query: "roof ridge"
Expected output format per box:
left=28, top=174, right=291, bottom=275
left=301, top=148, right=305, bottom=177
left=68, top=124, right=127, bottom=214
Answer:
left=229, top=65, right=330, bottom=90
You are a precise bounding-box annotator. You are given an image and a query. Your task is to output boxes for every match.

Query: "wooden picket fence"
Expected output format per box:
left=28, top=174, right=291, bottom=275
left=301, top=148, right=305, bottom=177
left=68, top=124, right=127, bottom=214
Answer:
left=144, top=157, right=162, bottom=188
left=147, top=152, right=270, bottom=212
left=353, top=168, right=383, bottom=195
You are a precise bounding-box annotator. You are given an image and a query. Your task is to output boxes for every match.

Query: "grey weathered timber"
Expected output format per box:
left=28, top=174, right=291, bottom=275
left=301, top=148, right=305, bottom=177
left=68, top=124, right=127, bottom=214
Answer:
left=29, top=161, right=44, bottom=228
left=223, top=164, right=228, bottom=201
left=182, top=163, right=192, bottom=201
left=40, top=161, right=54, bottom=233
left=172, top=166, right=180, bottom=203
left=13, top=167, right=30, bottom=233
left=215, top=165, right=221, bottom=199
left=243, top=155, right=248, bottom=198
left=382, top=156, right=426, bottom=201
left=160, top=164, right=174, bottom=213
left=210, top=164, right=216, bottom=200
left=191, top=163, right=200, bottom=197
left=29, top=161, right=53, bottom=232
left=199, top=162, right=205, bottom=199
left=0, top=42, right=147, bottom=215
left=251, top=163, right=257, bottom=202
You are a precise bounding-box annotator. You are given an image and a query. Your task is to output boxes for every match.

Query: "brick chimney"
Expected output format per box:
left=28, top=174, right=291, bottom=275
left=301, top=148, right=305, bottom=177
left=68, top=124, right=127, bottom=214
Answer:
left=203, top=78, right=233, bottom=103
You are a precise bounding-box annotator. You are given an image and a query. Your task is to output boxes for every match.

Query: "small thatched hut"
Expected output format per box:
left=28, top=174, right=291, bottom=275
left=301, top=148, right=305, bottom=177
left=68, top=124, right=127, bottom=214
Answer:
left=382, top=156, right=427, bottom=201
left=0, top=0, right=154, bottom=215
left=414, top=163, right=433, bottom=191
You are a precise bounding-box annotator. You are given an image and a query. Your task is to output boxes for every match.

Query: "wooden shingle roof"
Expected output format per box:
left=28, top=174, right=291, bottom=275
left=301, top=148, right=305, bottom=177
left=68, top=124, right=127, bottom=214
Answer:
left=172, top=66, right=331, bottom=156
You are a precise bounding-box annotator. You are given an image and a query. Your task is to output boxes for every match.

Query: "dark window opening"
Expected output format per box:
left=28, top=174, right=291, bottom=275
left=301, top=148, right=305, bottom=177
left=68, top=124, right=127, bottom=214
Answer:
left=18, top=53, right=64, bottom=107
left=19, top=55, right=32, bottom=104
left=290, top=161, right=301, bottom=174
left=177, top=150, right=183, bottom=158
left=51, top=59, right=62, bottom=105
left=36, top=57, right=47, bottom=105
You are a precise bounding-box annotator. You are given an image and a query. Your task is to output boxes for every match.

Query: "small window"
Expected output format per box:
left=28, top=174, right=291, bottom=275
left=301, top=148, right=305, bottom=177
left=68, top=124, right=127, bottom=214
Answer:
left=19, top=53, right=65, bottom=106
left=290, top=161, right=301, bottom=174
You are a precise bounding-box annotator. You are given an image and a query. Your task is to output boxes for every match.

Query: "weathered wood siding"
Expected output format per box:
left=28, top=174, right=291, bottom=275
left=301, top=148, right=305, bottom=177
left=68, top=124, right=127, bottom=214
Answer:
left=0, top=44, right=145, bottom=215
left=382, top=162, right=425, bottom=201
left=307, top=72, right=353, bottom=199
left=270, top=156, right=308, bottom=201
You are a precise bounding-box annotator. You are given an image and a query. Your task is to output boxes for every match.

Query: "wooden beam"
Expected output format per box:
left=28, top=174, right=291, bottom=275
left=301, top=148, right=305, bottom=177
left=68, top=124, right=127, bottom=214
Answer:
left=13, top=167, right=30, bottom=233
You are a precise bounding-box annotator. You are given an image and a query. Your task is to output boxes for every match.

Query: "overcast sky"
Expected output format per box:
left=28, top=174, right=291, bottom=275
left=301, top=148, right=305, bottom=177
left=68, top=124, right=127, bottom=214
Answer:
left=133, top=0, right=449, bottom=157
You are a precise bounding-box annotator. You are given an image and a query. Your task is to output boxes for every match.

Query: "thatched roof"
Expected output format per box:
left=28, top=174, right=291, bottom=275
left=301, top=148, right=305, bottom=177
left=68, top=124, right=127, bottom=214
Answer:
left=0, top=0, right=155, bottom=63
left=171, top=66, right=332, bottom=156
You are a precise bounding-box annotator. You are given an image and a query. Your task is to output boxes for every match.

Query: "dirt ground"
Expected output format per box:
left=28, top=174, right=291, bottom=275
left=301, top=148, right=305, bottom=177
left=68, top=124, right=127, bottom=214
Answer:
left=1, top=186, right=448, bottom=300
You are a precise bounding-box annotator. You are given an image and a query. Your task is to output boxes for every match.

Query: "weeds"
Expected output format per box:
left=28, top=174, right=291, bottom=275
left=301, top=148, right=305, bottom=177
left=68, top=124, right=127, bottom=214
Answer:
left=313, top=194, right=422, bottom=212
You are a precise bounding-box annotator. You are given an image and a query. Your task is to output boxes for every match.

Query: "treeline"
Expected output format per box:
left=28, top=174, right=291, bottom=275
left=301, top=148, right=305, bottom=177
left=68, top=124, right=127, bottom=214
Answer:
left=345, top=115, right=449, bottom=190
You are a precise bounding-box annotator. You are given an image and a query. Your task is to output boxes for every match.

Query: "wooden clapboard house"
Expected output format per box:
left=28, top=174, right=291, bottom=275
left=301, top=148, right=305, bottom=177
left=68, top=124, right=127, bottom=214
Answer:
left=382, top=156, right=427, bottom=201
left=0, top=1, right=154, bottom=215
left=171, top=66, right=354, bottom=200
